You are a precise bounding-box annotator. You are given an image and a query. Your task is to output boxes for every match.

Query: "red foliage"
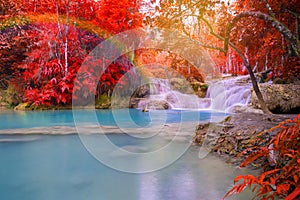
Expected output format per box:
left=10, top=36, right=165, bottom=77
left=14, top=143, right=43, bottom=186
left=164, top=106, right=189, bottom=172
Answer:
left=94, top=0, right=143, bottom=34
left=1, top=0, right=143, bottom=107
left=231, top=0, right=300, bottom=80
left=224, top=114, right=300, bottom=200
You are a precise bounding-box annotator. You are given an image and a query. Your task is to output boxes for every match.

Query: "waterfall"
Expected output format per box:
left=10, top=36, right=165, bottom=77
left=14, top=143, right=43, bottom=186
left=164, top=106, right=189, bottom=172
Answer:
left=137, top=76, right=252, bottom=112
left=206, top=76, right=252, bottom=112
left=138, top=78, right=210, bottom=110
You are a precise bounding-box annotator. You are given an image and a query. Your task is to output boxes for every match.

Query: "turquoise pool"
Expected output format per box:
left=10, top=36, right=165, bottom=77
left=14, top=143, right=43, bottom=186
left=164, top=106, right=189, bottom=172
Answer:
left=0, top=109, right=254, bottom=200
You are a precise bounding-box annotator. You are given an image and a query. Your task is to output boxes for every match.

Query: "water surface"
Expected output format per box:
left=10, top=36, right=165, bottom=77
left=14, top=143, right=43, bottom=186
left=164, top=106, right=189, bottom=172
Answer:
left=0, top=109, right=227, bottom=129
left=0, top=109, right=254, bottom=200
left=0, top=134, right=255, bottom=200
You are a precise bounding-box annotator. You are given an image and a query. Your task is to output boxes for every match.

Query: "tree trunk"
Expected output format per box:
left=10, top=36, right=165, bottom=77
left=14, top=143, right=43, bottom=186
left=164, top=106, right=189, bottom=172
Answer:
left=199, top=15, right=272, bottom=114
left=64, top=0, right=70, bottom=76
left=230, top=45, right=272, bottom=114
left=225, top=11, right=300, bottom=57
left=248, top=64, right=271, bottom=114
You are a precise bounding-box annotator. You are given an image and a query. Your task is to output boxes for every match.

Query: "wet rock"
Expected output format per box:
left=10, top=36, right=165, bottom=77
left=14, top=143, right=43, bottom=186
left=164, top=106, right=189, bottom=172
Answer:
left=138, top=99, right=169, bottom=110
left=0, top=86, right=22, bottom=107
left=193, top=112, right=297, bottom=165
left=133, top=85, right=149, bottom=98
left=230, top=105, right=264, bottom=114
left=251, top=84, right=300, bottom=113
left=170, top=78, right=194, bottom=94
left=190, top=82, right=208, bottom=98
left=193, top=123, right=210, bottom=145
left=129, top=98, right=142, bottom=108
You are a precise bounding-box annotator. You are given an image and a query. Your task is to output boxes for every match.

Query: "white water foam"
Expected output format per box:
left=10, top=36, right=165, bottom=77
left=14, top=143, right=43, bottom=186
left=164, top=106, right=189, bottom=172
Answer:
left=138, top=76, right=252, bottom=112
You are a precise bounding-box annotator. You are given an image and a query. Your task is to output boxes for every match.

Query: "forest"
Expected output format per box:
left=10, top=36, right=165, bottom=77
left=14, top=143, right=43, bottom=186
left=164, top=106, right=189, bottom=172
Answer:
left=0, top=0, right=299, bottom=199
left=0, top=0, right=299, bottom=110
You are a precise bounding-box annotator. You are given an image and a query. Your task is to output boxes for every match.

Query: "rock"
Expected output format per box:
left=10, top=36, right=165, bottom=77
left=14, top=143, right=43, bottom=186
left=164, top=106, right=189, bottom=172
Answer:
left=169, top=78, right=194, bottom=94
left=133, top=85, right=149, bottom=98
left=230, top=105, right=264, bottom=114
left=193, top=123, right=210, bottom=145
left=251, top=84, right=300, bottom=113
left=14, top=102, right=31, bottom=110
left=138, top=99, right=169, bottom=110
left=0, top=85, right=22, bottom=107
left=6, top=93, right=21, bottom=106
left=286, top=76, right=300, bottom=85
left=129, top=98, right=141, bottom=108
left=193, top=112, right=297, bottom=165
left=273, top=77, right=286, bottom=84
left=0, top=102, right=9, bottom=111
left=95, top=95, right=111, bottom=109
left=190, top=82, right=208, bottom=98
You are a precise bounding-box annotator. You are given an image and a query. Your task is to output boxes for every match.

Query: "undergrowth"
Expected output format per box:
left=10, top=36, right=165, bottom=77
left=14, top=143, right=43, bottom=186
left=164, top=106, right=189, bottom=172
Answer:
left=224, top=114, right=300, bottom=200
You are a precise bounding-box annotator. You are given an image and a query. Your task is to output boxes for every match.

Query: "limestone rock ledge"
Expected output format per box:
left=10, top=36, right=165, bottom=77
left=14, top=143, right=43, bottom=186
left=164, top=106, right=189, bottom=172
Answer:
left=251, top=84, right=300, bottom=113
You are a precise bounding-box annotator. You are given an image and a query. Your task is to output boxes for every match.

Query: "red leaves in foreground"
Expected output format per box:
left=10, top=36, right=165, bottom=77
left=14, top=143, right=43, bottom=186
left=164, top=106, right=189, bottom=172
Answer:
left=224, top=114, right=300, bottom=200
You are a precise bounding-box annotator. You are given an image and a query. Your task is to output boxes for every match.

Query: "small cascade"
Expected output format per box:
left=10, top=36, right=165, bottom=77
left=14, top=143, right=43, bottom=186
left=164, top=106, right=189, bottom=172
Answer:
left=138, top=78, right=210, bottom=110
left=137, top=76, right=252, bottom=112
left=206, top=76, right=252, bottom=112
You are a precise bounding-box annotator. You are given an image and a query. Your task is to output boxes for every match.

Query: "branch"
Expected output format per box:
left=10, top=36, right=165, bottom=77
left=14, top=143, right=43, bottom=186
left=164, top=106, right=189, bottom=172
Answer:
left=224, top=11, right=300, bottom=57
left=159, top=1, right=204, bottom=27
left=198, top=15, right=226, bottom=43
left=263, top=0, right=275, bottom=18
left=198, top=15, right=271, bottom=113
left=287, top=10, right=300, bottom=18
left=197, top=42, right=226, bottom=54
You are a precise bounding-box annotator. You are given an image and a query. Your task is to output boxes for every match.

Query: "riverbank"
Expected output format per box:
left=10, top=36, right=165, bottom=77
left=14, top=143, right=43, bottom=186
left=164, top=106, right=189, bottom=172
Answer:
left=193, top=112, right=297, bottom=166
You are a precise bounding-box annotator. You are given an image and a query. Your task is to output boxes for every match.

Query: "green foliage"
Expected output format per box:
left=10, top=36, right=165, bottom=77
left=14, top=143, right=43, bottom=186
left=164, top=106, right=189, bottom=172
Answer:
left=95, top=94, right=111, bottom=109
left=0, top=84, right=22, bottom=107
left=200, top=84, right=208, bottom=90
left=0, top=15, right=29, bottom=30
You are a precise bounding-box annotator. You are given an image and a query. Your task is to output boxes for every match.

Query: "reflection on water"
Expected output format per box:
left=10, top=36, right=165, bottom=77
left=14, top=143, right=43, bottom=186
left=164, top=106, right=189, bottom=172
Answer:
left=0, top=134, right=255, bottom=200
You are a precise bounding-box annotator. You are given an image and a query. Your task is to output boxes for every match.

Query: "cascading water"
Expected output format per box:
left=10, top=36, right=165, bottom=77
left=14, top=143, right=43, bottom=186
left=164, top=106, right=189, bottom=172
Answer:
left=206, top=76, right=252, bottom=112
left=138, top=79, right=210, bottom=110
left=137, top=76, right=252, bottom=112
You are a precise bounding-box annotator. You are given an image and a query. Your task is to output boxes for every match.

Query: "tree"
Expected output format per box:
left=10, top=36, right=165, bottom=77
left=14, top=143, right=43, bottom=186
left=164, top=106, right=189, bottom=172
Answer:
left=230, top=0, right=300, bottom=79
left=146, top=0, right=300, bottom=114
left=224, top=114, right=300, bottom=199
left=95, top=0, right=143, bottom=34
left=0, top=0, right=144, bottom=107
left=0, top=0, right=32, bottom=89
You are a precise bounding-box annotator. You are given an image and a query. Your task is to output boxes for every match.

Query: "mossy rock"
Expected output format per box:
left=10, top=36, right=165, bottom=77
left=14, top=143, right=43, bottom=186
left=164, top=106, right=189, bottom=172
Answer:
left=14, top=102, right=31, bottom=111
left=200, top=84, right=208, bottom=90
left=95, top=95, right=111, bottom=109
left=0, top=85, right=22, bottom=107
left=170, top=78, right=193, bottom=93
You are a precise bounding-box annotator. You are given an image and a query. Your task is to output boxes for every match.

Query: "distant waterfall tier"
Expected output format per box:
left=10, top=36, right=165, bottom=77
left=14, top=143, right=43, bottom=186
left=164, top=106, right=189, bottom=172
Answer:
left=136, top=76, right=252, bottom=112
left=137, top=78, right=210, bottom=110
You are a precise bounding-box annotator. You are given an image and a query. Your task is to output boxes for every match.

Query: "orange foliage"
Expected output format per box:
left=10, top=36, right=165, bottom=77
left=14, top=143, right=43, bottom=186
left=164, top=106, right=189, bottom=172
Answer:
left=135, top=49, right=205, bottom=82
left=224, top=114, right=300, bottom=199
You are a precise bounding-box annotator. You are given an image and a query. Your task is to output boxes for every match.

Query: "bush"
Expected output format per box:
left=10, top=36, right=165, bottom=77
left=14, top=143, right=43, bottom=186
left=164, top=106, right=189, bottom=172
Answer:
left=224, top=114, right=300, bottom=200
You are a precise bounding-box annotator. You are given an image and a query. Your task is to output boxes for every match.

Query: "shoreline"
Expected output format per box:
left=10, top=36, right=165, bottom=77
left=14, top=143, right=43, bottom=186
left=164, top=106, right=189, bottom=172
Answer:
left=0, top=122, right=198, bottom=142
left=193, top=112, right=297, bottom=165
